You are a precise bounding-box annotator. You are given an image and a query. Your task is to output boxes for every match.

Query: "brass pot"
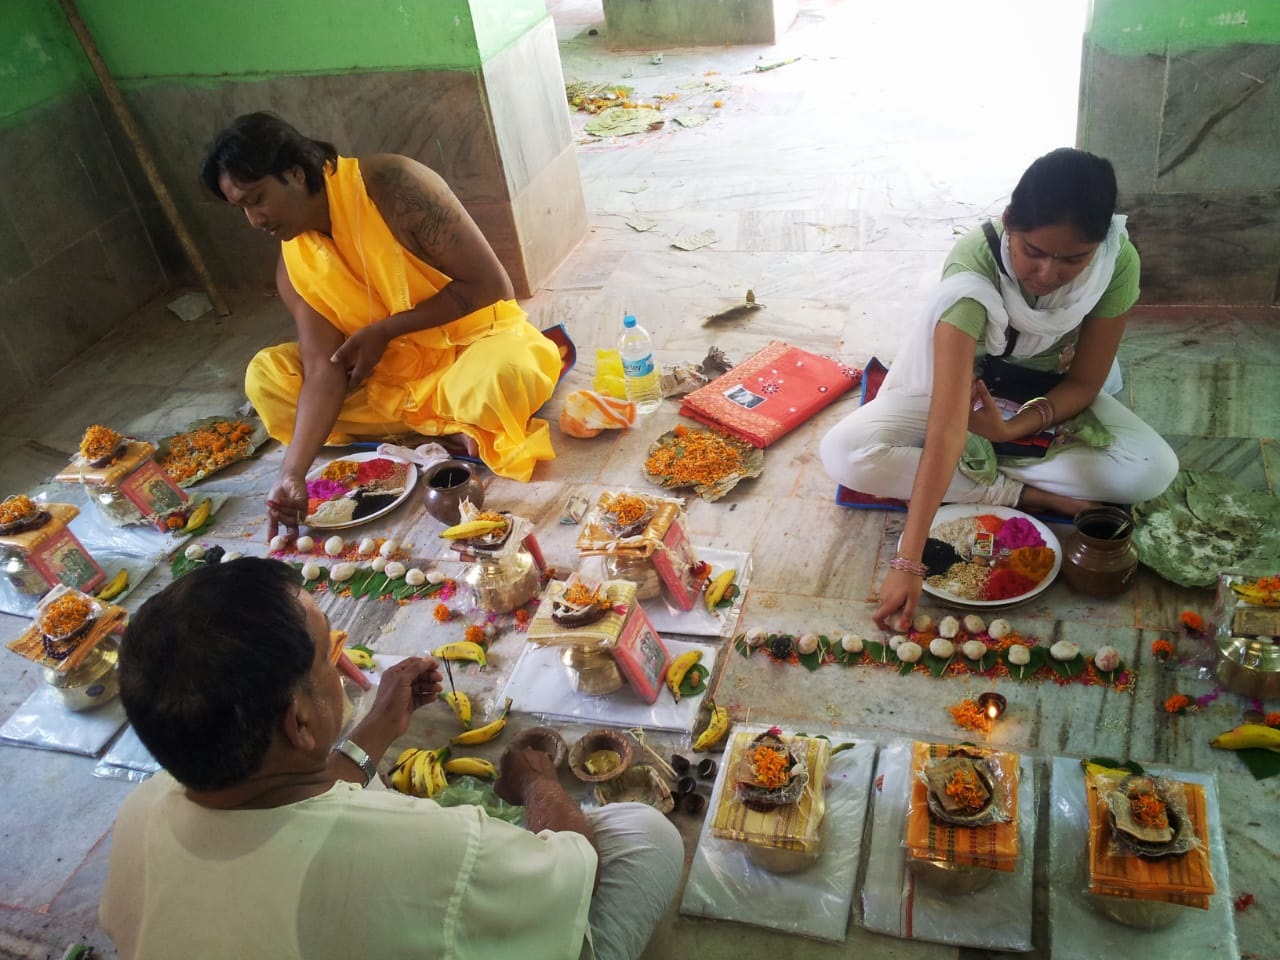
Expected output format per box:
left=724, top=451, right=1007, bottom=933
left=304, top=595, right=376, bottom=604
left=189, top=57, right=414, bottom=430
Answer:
left=44, top=639, right=119, bottom=712
left=1214, top=634, right=1280, bottom=699
left=459, top=547, right=540, bottom=614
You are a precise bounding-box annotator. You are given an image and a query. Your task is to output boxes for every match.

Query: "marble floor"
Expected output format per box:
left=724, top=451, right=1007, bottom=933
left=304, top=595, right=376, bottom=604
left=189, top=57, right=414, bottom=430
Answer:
left=1, top=1, right=1277, bottom=958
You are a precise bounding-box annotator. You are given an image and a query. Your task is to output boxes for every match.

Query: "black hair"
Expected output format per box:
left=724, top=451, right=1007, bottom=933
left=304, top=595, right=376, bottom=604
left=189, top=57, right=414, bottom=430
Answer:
left=1005, top=148, right=1118, bottom=243
left=199, top=112, right=338, bottom=200
left=119, top=558, right=315, bottom=792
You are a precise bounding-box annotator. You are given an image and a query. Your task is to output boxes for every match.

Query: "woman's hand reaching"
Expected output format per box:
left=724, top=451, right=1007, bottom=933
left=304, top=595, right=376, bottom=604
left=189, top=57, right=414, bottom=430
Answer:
left=966, top=379, right=1011, bottom=442
left=873, top=567, right=924, bottom=633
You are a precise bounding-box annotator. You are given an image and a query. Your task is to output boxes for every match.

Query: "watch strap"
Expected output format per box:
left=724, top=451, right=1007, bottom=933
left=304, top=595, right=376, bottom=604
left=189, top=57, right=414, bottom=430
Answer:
left=334, top=738, right=377, bottom=786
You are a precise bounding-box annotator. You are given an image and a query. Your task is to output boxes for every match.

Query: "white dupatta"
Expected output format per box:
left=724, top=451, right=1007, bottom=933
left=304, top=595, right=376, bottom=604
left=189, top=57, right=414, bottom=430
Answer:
left=882, top=215, right=1128, bottom=397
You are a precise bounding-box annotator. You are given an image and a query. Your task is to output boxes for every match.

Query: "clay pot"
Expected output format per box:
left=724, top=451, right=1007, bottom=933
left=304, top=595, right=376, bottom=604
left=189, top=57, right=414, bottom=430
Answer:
left=1061, top=506, right=1138, bottom=597
left=422, top=460, right=484, bottom=525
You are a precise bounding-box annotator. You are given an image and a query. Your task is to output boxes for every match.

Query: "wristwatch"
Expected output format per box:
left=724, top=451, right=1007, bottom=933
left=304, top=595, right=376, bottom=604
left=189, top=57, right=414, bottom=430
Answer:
left=333, top=739, right=378, bottom=786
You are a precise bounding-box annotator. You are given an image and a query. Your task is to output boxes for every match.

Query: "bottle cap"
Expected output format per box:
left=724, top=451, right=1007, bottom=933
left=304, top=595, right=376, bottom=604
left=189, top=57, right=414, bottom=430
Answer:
left=623, top=314, right=637, bottom=328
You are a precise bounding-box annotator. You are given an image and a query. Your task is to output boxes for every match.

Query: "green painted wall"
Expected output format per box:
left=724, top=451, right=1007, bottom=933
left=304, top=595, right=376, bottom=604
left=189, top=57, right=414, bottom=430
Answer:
left=0, top=1, right=92, bottom=120
left=1090, top=0, right=1280, bottom=55
left=471, top=0, right=549, bottom=60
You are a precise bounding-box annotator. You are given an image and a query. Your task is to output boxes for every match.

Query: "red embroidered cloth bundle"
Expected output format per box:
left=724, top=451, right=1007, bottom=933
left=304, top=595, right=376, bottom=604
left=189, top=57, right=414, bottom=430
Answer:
left=679, top=341, right=861, bottom=448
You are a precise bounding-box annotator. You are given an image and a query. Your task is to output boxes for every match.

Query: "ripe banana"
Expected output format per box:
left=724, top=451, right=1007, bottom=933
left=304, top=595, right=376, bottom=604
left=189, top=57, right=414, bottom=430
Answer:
left=439, top=519, right=507, bottom=541
left=391, top=745, right=450, bottom=798
left=1209, top=723, right=1280, bottom=753
left=343, top=645, right=375, bottom=670
left=692, top=699, right=730, bottom=752
left=444, top=756, right=497, bottom=779
left=183, top=498, right=212, bottom=533
left=433, top=641, right=488, bottom=669
left=452, top=697, right=511, bottom=746
left=666, top=650, right=702, bottom=701
left=704, top=569, right=736, bottom=612
left=444, top=690, right=472, bottom=729
left=1230, top=579, right=1280, bottom=607
left=96, top=568, right=129, bottom=602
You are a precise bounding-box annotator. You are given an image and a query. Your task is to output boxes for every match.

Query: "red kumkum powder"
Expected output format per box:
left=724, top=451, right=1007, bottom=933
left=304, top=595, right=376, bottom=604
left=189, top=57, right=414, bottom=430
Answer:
left=983, top=568, right=1037, bottom=601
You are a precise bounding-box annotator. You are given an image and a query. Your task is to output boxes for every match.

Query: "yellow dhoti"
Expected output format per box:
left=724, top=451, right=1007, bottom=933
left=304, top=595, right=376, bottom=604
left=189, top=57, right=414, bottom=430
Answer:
left=245, top=156, right=560, bottom=482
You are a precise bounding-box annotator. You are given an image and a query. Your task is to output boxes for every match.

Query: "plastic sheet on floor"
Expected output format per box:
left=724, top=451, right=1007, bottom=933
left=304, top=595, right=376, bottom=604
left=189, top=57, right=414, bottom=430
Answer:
left=93, top=725, right=160, bottom=781
left=0, top=683, right=126, bottom=757
left=679, top=726, right=876, bottom=942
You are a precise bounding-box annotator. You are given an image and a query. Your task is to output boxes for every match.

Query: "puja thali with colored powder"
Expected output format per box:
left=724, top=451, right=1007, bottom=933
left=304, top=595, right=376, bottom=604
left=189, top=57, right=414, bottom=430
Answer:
left=643, top=425, right=763, bottom=501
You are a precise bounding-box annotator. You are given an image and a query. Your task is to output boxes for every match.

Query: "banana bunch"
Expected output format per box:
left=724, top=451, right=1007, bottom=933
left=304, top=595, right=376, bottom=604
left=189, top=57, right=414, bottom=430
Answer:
left=666, top=650, right=703, bottom=701
left=390, top=745, right=450, bottom=798
left=1229, top=577, right=1280, bottom=607
left=443, top=690, right=472, bottom=729
left=343, top=645, right=375, bottom=671
left=183, top=498, right=212, bottom=533
left=452, top=697, right=511, bottom=746
left=439, top=519, right=507, bottom=541
left=96, top=568, right=129, bottom=602
left=433, top=641, right=487, bottom=669
left=704, top=569, right=736, bottom=613
left=443, top=756, right=497, bottom=779
left=1209, top=723, right=1280, bottom=753
left=692, top=699, right=730, bottom=752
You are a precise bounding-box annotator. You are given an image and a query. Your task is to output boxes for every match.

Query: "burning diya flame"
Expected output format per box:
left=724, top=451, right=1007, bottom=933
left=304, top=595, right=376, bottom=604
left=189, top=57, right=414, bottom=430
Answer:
left=977, top=692, right=1007, bottom=722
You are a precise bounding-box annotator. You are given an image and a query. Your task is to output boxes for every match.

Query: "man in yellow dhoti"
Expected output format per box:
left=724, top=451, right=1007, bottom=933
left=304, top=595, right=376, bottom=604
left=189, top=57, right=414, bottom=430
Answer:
left=200, top=113, right=561, bottom=538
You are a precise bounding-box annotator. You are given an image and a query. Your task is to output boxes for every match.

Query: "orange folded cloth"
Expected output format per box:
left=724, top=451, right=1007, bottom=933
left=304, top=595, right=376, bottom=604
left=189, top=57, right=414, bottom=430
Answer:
left=905, top=742, right=1020, bottom=872
left=679, top=340, right=860, bottom=448
left=559, top=390, right=635, bottom=438
left=1086, top=774, right=1215, bottom=908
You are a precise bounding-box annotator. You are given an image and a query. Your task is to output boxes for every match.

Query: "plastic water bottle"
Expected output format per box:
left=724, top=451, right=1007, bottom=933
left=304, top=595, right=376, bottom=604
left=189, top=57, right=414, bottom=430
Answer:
left=618, top=314, right=661, bottom=414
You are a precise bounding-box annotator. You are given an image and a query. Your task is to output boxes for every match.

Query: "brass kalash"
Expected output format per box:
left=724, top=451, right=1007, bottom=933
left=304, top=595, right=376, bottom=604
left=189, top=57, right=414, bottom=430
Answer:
left=446, top=509, right=545, bottom=615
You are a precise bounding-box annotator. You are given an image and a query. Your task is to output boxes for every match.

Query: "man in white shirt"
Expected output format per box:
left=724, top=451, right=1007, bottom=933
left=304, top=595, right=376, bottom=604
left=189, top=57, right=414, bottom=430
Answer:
left=100, top=557, right=682, bottom=959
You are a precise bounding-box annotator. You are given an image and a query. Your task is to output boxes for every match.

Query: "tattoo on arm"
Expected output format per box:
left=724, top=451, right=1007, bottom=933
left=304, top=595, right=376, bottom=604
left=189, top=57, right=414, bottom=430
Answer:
left=371, top=166, right=460, bottom=263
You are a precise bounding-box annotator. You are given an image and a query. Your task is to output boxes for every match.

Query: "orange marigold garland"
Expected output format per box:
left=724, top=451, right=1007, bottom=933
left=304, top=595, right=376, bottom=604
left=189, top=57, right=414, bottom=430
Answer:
left=644, top=429, right=744, bottom=488
left=1151, top=639, right=1174, bottom=660
left=0, top=494, right=38, bottom=526
left=1164, top=694, right=1192, bottom=714
left=947, top=699, right=992, bottom=734
left=1179, top=610, right=1205, bottom=633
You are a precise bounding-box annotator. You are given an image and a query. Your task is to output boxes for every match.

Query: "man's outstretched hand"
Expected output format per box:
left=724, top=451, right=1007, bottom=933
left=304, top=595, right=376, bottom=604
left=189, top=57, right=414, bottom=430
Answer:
left=330, top=325, right=390, bottom=391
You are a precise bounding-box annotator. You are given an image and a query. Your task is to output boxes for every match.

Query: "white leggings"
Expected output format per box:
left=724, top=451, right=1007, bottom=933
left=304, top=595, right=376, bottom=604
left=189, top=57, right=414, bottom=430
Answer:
left=819, top=389, right=1179, bottom=506
left=583, top=803, right=684, bottom=960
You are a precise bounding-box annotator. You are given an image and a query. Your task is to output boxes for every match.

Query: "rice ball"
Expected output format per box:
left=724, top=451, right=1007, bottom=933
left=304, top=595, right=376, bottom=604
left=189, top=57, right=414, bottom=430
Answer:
left=929, top=637, right=955, bottom=659
left=1050, top=640, right=1080, bottom=662
left=962, top=614, right=986, bottom=635
left=379, top=539, right=399, bottom=558
left=426, top=568, right=446, bottom=584
left=300, top=561, right=321, bottom=581
left=744, top=628, right=767, bottom=648
left=295, top=535, right=314, bottom=553
left=1007, top=643, right=1031, bottom=666
left=937, top=616, right=960, bottom=639
left=912, top=613, right=933, bottom=632
left=987, top=618, right=1012, bottom=640
left=222, top=550, right=243, bottom=562
left=269, top=534, right=289, bottom=552
left=405, top=568, right=426, bottom=586
left=897, top=641, right=923, bottom=663
left=796, top=633, right=820, bottom=655
left=1094, top=645, right=1121, bottom=672
left=330, top=562, right=356, bottom=582
left=184, top=544, right=205, bottom=560
left=841, top=633, right=865, bottom=655
left=383, top=561, right=407, bottom=580
left=962, top=639, right=987, bottom=660
left=358, top=537, right=378, bottom=556
left=324, top=535, right=345, bottom=556
left=888, top=634, right=907, bottom=651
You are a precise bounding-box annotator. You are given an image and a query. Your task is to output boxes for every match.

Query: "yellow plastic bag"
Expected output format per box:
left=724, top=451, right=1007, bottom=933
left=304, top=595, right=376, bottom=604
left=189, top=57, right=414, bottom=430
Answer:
left=593, top=349, right=627, bottom=400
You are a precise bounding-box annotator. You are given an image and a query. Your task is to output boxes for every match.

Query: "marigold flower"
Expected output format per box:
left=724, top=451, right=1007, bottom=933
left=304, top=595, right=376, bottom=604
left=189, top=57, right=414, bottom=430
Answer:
left=1164, top=694, right=1191, bottom=714
left=0, top=495, right=38, bottom=526
left=464, top=624, right=485, bottom=645
left=433, top=603, right=451, bottom=623
left=1179, top=610, right=1204, bottom=633
left=1265, top=712, right=1280, bottom=729
left=1151, top=639, right=1174, bottom=660
left=514, top=608, right=532, bottom=627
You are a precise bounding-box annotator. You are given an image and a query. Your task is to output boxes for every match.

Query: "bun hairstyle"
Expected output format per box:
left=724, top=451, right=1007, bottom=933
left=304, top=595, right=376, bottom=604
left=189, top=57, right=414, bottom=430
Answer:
left=1006, top=148, right=1118, bottom=243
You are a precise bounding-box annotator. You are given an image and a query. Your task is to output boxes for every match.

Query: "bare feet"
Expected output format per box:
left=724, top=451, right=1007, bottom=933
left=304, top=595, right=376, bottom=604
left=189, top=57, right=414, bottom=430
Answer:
left=438, top=434, right=480, bottom=459
left=1017, top=484, right=1103, bottom=518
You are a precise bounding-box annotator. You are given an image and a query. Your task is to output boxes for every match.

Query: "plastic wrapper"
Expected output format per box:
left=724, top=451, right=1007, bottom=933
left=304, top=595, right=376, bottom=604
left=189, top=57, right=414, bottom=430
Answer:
left=902, top=742, right=1018, bottom=871
left=679, top=724, right=875, bottom=942
left=0, top=683, right=126, bottom=756
left=0, top=498, right=106, bottom=616
left=861, top=739, right=1036, bottom=951
left=1048, top=756, right=1237, bottom=956
left=501, top=637, right=715, bottom=734
left=56, top=438, right=190, bottom=527
left=434, top=775, right=527, bottom=826
left=93, top=726, right=161, bottom=782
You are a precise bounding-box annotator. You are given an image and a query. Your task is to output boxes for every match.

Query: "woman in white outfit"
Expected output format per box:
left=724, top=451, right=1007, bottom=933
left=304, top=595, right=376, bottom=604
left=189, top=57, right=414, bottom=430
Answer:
left=820, top=148, right=1177, bottom=630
